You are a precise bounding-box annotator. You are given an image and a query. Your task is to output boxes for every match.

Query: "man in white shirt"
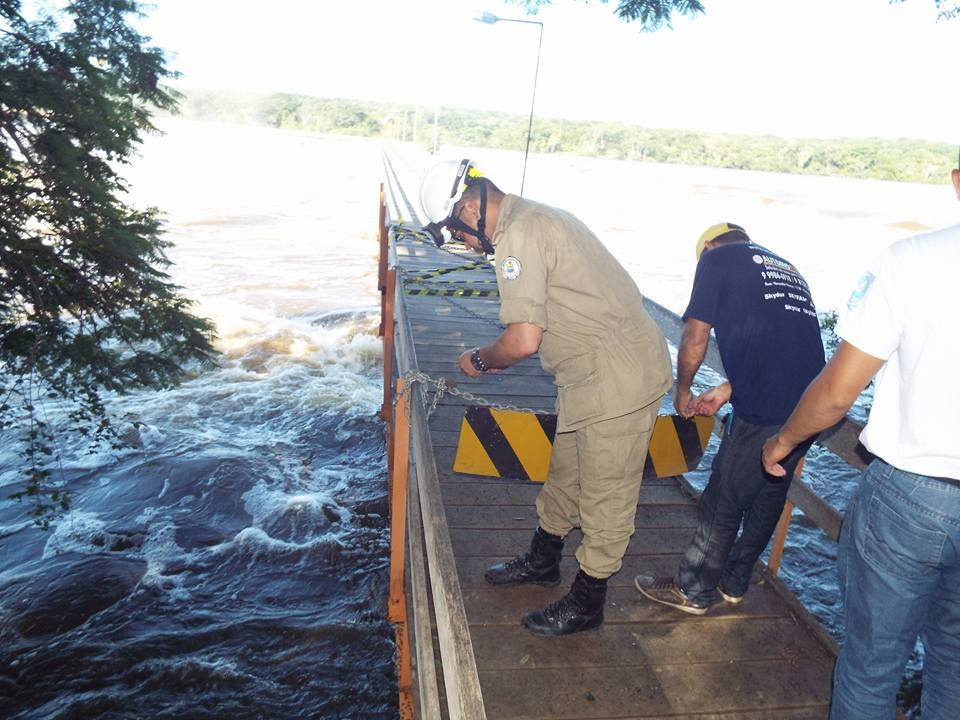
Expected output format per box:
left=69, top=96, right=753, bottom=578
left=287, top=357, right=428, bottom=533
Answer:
left=762, top=152, right=960, bottom=720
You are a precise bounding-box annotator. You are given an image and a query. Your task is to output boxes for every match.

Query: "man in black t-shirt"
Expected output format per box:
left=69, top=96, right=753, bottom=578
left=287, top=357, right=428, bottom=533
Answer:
left=635, top=223, right=825, bottom=614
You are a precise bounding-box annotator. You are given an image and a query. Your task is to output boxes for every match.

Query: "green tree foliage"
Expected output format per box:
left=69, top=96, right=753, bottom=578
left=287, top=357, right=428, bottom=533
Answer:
left=187, top=91, right=953, bottom=185
left=247, top=93, right=384, bottom=136
left=0, top=0, right=216, bottom=526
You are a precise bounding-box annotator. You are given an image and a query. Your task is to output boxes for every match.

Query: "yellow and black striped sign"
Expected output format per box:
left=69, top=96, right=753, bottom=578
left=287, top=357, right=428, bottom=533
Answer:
left=454, top=407, right=558, bottom=481
left=453, top=407, right=713, bottom=482
left=642, top=413, right=714, bottom=480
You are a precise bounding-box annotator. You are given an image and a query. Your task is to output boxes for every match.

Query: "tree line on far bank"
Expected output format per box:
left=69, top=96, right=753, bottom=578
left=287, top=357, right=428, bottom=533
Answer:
left=176, top=90, right=953, bottom=185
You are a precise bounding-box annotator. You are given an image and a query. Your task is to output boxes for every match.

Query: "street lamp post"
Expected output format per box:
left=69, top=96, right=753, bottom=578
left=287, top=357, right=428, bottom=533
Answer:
left=475, top=11, right=543, bottom=197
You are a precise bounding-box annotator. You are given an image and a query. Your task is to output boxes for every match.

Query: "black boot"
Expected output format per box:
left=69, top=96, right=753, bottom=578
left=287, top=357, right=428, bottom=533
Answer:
left=484, top=527, right=564, bottom=586
left=521, top=569, right=607, bottom=636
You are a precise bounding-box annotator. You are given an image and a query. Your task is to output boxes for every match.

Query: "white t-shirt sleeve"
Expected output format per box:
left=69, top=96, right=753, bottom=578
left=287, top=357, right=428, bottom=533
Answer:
left=835, top=248, right=901, bottom=362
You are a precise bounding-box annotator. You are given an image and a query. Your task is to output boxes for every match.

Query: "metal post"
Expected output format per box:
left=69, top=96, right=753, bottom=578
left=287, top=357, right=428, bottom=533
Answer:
left=377, top=184, right=388, bottom=297
left=381, top=267, right=396, bottom=422
left=520, top=21, right=543, bottom=196
left=388, top=379, right=410, bottom=619
left=475, top=13, right=543, bottom=196
left=387, top=379, right=413, bottom=717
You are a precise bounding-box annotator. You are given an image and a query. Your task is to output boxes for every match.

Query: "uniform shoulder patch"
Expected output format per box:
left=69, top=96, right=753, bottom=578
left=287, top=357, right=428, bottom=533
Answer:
left=501, top=256, right=522, bottom=280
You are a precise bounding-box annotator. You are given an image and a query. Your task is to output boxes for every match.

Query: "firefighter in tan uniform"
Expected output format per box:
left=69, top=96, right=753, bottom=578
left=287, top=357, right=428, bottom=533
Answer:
left=420, top=159, right=672, bottom=636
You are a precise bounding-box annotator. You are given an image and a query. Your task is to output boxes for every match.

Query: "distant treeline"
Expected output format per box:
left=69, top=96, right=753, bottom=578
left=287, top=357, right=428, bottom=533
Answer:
left=175, top=90, right=953, bottom=184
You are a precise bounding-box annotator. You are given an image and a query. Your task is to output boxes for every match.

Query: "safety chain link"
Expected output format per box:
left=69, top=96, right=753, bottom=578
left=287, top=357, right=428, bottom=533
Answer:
left=389, top=226, right=535, bottom=415
left=395, top=370, right=542, bottom=417
left=437, top=293, right=505, bottom=330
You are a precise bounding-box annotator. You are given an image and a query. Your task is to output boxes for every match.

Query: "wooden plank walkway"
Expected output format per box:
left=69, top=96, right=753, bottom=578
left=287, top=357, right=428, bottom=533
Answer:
left=391, top=227, right=837, bottom=720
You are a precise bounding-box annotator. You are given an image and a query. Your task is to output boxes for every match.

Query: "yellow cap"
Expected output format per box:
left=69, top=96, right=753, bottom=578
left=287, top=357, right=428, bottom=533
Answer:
left=695, top=222, right=748, bottom=260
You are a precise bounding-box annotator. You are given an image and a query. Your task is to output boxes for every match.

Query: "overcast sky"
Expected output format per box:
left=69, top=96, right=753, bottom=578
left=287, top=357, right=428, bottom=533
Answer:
left=137, top=0, right=958, bottom=142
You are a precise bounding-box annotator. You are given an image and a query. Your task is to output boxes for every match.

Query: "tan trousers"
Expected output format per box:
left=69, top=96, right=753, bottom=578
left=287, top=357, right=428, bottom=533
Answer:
left=535, top=401, right=658, bottom=579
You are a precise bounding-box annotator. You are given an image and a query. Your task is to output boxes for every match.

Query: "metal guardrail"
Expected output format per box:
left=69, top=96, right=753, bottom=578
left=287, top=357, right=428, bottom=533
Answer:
left=381, top=210, right=486, bottom=719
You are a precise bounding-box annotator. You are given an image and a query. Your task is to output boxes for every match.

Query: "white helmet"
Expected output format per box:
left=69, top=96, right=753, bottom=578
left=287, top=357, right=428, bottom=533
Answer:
left=419, top=158, right=480, bottom=225
left=418, top=158, right=495, bottom=253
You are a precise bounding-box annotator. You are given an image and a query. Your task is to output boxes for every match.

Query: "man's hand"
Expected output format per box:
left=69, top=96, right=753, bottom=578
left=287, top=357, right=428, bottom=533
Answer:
left=458, top=350, right=482, bottom=378
left=761, top=433, right=795, bottom=478
left=676, top=318, right=712, bottom=419
left=674, top=387, right=695, bottom=418
left=760, top=341, right=885, bottom=478
left=457, top=324, right=542, bottom=380
left=690, top=382, right=731, bottom=417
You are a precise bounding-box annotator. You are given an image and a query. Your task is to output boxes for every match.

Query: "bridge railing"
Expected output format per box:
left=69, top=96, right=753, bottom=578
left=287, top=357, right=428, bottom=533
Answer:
left=380, top=200, right=486, bottom=718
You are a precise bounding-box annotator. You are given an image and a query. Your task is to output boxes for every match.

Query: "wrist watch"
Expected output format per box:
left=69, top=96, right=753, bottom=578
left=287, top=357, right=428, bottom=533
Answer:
left=469, top=347, right=488, bottom=373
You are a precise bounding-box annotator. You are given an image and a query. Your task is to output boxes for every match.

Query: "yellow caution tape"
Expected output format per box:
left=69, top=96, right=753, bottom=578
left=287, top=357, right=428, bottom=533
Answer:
left=404, top=288, right=499, bottom=298
left=404, top=262, right=489, bottom=282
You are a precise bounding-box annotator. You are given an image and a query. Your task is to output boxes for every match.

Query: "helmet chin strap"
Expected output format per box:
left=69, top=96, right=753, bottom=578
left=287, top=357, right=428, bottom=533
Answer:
left=445, top=183, right=494, bottom=254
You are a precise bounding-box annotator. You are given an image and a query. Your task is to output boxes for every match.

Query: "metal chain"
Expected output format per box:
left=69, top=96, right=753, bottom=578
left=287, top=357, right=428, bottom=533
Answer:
left=389, top=226, right=533, bottom=414
left=437, top=293, right=505, bottom=330
left=395, top=370, right=542, bottom=416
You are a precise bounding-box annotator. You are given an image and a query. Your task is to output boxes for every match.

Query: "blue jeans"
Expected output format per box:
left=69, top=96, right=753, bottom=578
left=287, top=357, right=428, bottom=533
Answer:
left=830, top=459, right=960, bottom=720
left=676, top=414, right=809, bottom=606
